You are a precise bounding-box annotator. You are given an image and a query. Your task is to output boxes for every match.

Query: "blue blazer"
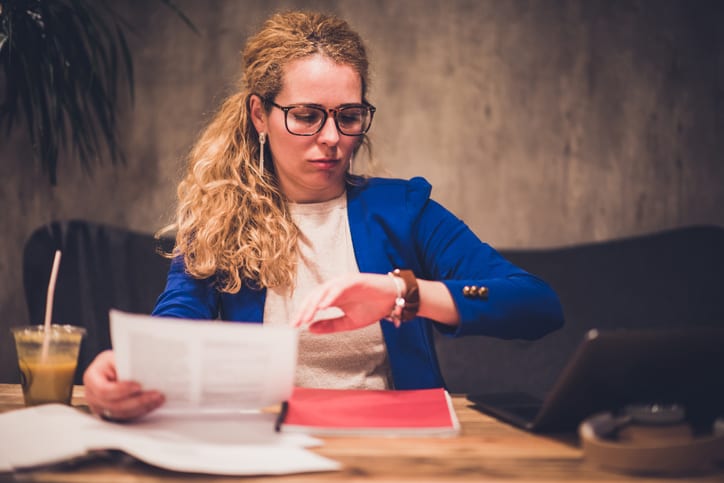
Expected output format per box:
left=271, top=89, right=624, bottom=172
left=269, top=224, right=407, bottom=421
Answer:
left=153, top=177, right=564, bottom=389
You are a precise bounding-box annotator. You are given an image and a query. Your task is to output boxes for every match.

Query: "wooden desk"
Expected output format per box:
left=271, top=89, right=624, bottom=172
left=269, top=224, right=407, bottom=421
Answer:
left=1, top=384, right=722, bottom=482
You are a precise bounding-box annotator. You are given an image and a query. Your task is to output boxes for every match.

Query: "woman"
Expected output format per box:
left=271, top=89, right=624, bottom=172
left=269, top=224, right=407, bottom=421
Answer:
left=83, top=11, right=564, bottom=420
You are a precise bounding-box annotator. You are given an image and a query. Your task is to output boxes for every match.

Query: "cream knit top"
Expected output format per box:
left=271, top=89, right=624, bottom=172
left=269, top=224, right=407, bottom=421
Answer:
left=263, top=192, right=391, bottom=389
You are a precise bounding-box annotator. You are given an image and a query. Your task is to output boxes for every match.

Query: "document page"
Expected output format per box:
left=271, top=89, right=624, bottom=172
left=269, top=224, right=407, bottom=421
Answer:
left=0, top=404, right=340, bottom=475
left=110, top=309, right=298, bottom=413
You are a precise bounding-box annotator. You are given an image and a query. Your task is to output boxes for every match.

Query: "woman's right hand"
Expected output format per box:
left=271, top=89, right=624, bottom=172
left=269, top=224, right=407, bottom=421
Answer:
left=82, top=350, right=165, bottom=421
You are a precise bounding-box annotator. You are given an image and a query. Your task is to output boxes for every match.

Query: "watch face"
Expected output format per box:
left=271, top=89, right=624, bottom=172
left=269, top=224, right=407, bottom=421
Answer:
left=623, top=403, right=685, bottom=425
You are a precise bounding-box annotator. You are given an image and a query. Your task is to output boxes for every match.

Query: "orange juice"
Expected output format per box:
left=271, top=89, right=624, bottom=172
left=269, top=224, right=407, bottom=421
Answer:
left=19, top=358, right=78, bottom=405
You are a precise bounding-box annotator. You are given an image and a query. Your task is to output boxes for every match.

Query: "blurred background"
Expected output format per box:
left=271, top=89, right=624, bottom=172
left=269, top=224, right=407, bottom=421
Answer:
left=1, top=0, right=723, bottom=381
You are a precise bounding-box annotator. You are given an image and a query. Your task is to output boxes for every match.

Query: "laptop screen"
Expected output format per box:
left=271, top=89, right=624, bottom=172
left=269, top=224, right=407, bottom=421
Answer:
left=468, top=327, right=724, bottom=433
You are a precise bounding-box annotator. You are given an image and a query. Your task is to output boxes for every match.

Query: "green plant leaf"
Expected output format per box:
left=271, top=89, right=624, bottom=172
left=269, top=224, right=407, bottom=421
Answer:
left=0, top=0, right=196, bottom=184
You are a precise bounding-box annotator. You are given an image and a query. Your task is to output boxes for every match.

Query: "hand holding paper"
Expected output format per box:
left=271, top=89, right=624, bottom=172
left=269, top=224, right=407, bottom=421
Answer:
left=83, top=349, right=165, bottom=420
left=109, top=310, right=298, bottom=414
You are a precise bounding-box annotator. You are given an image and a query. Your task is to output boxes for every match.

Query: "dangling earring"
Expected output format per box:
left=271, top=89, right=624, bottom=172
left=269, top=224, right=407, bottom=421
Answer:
left=348, top=155, right=354, bottom=174
left=258, top=132, right=267, bottom=175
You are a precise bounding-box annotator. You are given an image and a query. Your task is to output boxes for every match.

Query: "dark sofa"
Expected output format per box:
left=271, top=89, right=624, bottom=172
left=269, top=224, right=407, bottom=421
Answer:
left=434, top=225, right=724, bottom=396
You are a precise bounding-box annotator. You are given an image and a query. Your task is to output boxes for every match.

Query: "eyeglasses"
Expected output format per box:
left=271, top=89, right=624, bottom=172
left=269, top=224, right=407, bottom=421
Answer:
left=266, top=99, right=376, bottom=136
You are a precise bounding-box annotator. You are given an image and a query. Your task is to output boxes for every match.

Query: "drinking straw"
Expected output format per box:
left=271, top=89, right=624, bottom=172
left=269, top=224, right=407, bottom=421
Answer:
left=41, top=250, right=62, bottom=361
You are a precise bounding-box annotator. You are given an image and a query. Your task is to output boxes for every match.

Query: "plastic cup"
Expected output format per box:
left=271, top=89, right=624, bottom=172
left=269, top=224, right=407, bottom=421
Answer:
left=11, top=325, right=86, bottom=406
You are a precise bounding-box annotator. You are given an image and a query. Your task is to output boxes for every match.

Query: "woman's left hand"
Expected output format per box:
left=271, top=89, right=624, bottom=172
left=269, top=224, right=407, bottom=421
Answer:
left=291, top=273, right=397, bottom=333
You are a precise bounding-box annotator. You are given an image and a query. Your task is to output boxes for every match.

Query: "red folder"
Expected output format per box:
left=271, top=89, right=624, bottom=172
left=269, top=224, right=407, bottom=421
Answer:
left=278, top=387, right=460, bottom=437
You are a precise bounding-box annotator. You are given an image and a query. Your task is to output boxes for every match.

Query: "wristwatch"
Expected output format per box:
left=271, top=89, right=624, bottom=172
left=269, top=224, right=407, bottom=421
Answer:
left=386, top=269, right=420, bottom=326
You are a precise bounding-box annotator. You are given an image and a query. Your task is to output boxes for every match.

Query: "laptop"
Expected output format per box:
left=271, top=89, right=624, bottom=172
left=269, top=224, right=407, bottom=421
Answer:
left=467, top=327, right=724, bottom=433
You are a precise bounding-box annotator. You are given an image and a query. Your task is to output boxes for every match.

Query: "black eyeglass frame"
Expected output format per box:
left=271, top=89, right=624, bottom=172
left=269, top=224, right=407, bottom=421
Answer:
left=265, top=99, right=376, bottom=137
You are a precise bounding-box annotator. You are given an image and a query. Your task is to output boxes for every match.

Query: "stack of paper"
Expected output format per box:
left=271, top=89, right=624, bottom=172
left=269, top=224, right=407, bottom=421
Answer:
left=0, top=404, right=340, bottom=475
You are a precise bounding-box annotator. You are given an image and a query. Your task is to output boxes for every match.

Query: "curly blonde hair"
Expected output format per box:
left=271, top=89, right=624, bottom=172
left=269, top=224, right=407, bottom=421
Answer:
left=168, top=11, right=372, bottom=293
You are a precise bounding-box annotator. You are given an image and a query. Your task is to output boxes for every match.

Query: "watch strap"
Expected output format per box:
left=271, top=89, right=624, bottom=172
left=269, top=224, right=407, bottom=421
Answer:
left=391, top=269, right=419, bottom=322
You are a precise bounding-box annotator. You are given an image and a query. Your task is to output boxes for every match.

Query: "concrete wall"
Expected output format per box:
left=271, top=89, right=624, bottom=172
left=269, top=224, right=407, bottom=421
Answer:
left=1, top=0, right=722, bottom=381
